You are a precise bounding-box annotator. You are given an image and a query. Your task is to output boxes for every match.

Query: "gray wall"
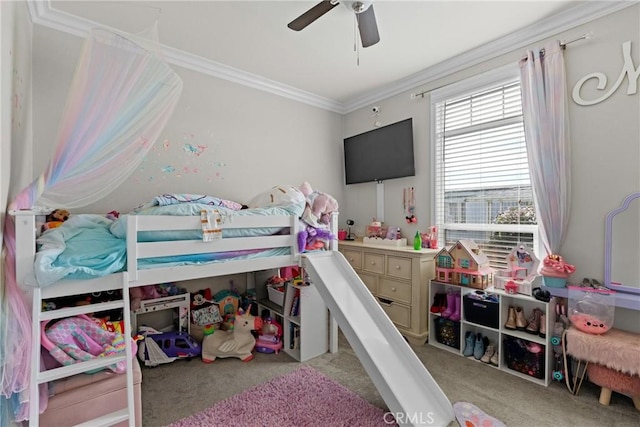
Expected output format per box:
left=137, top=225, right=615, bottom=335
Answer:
left=1, top=0, right=33, bottom=237
left=31, top=27, right=345, bottom=215
left=343, top=5, right=640, bottom=331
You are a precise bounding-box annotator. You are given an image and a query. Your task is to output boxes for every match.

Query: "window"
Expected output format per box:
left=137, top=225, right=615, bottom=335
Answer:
left=431, top=66, right=538, bottom=269
left=438, top=255, right=452, bottom=269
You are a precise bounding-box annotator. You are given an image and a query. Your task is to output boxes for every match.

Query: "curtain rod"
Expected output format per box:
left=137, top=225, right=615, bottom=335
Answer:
left=520, top=31, right=593, bottom=61
left=410, top=32, right=593, bottom=100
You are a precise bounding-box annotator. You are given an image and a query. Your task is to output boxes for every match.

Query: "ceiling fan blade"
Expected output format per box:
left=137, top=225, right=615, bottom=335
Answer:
left=357, top=5, right=380, bottom=48
left=288, top=1, right=339, bottom=31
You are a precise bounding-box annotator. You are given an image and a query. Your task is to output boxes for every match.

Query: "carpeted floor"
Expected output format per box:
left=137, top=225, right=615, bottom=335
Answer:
left=141, top=332, right=640, bottom=427
left=167, top=365, right=395, bottom=427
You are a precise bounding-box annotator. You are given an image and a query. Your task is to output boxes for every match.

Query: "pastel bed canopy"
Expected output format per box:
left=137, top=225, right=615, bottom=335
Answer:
left=1, top=27, right=183, bottom=422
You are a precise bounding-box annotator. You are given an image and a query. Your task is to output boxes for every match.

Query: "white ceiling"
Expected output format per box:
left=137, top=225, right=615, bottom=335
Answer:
left=37, top=1, right=632, bottom=112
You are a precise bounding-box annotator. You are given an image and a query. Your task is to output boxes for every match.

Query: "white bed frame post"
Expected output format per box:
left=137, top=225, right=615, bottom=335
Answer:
left=127, top=215, right=139, bottom=283
left=10, top=211, right=43, bottom=424
left=329, top=212, right=339, bottom=353
left=10, top=210, right=37, bottom=301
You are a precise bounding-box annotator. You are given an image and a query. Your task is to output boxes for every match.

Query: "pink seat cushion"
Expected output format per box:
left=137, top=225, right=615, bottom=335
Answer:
left=587, top=363, right=640, bottom=396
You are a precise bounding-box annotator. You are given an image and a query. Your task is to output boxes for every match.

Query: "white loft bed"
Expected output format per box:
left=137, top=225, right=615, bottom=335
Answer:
left=11, top=209, right=339, bottom=426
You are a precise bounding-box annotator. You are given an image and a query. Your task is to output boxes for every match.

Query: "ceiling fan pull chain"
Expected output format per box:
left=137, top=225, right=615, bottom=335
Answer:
left=355, top=14, right=360, bottom=66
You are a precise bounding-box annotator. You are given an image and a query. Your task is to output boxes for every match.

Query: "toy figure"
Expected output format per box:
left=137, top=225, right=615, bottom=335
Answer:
left=42, top=208, right=70, bottom=232
left=201, top=309, right=263, bottom=362
left=256, top=316, right=284, bottom=354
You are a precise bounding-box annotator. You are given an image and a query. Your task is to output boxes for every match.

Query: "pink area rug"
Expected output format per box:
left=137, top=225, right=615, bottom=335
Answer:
left=167, top=366, right=395, bottom=426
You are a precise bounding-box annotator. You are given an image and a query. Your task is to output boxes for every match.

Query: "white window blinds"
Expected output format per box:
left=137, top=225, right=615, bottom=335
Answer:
left=431, top=68, right=538, bottom=269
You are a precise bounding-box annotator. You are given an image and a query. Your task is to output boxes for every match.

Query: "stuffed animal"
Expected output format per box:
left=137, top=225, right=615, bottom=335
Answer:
left=297, top=224, right=335, bottom=252
left=299, top=181, right=339, bottom=227
left=246, top=184, right=305, bottom=209
left=201, top=309, right=263, bottom=362
left=129, top=285, right=161, bottom=310
left=42, top=209, right=70, bottom=232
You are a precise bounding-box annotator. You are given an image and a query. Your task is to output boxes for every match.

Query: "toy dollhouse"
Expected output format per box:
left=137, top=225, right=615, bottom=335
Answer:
left=434, top=239, right=494, bottom=289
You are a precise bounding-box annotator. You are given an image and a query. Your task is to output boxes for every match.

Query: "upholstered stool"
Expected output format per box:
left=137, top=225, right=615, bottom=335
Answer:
left=566, top=327, right=640, bottom=410
left=587, top=363, right=640, bottom=409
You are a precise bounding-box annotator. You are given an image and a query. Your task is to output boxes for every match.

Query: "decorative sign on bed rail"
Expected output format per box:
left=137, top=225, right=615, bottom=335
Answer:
left=201, top=209, right=222, bottom=242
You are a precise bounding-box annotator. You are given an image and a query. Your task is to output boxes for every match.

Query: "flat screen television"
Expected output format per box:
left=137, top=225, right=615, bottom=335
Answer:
left=343, top=118, right=415, bottom=185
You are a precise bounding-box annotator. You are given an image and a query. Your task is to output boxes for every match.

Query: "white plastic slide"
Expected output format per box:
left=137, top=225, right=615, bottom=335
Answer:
left=302, top=251, right=455, bottom=427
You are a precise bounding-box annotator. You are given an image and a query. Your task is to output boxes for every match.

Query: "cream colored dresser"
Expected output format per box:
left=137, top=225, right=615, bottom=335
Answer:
left=338, top=240, right=438, bottom=345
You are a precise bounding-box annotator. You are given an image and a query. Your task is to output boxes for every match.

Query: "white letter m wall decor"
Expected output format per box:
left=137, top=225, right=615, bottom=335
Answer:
left=573, top=41, right=639, bottom=106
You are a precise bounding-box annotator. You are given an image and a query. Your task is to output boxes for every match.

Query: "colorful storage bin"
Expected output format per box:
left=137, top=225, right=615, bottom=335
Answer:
left=434, top=317, right=460, bottom=349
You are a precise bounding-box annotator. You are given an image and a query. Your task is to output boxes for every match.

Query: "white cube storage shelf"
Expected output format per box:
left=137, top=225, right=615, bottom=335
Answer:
left=428, top=280, right=556, bottom=386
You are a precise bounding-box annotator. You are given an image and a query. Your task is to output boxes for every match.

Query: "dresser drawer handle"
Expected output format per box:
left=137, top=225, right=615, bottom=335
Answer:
left=370, top=261, right=376, bottom=265
left=391, top=287, right=396, bottom=292
left=395, top=265, right=401, bottom=270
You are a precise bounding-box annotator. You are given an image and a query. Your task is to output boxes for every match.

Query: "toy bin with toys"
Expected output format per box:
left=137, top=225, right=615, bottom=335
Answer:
left=503, top=336, right=545, bottom=379
left=463, top=292, right=499, bottom=329
left=434, top=317, right=460, bottom=349
left=266, top=276, right=286, bottom=307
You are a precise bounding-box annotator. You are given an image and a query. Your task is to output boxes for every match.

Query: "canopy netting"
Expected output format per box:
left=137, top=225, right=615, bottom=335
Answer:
left=1, top=27, right=182, bottom=422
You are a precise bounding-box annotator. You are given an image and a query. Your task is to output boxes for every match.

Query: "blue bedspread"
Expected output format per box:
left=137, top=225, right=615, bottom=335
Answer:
left=35, top=215, right=126, bottom=287
left=33, top=202, right=305, bottom=288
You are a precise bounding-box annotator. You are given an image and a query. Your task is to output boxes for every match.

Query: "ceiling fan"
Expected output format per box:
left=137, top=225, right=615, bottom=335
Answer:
left=287, top=1, right=380, bottom=48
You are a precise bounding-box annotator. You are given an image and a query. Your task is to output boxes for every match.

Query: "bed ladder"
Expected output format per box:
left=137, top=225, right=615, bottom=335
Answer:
left=11, top=211, right=136, bottom=426
left=28, top=273, right=136, bottom=427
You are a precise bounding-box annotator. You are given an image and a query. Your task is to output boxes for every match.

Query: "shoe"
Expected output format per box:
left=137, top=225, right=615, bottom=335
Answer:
left=473, top=333, right=485, bottom=360
left=504, top=306, right=517, bottom=330
left=515, top=306, right=527, bottom=330
left=525, top=308, right=542, bottom=334
left=480, top=343, right=495, bottom=363
left=462, top=331, right=475, bottom=357
left=539, top=313, right=547, bottom=338
left=449, top=292, right=461, bottom=322
left=441, top=290, right=456, bottom=319
left=490, top=350, right=499, bottom=366
left=430, top=293, right=445, bottom=314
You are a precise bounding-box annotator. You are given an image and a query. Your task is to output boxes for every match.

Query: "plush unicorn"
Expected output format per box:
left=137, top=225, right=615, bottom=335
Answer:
left=201, top=309, right=263, bottom=362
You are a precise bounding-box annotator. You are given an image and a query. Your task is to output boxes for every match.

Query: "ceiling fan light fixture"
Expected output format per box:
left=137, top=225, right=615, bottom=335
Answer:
left=344, top=1, right=373, bottom=14
left=288, top=0, right=379, bottom=48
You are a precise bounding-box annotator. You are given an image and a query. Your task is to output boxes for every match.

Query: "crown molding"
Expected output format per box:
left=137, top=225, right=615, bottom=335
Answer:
left=27, top=0, right=637, bottom=115
left=342, top=0, right=638, bottom=113
left=26, top=0, right=345, bottom=114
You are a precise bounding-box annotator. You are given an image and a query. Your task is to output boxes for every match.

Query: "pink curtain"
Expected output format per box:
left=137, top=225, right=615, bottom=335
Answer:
left=519, top=41, right=571, bottom=256
left=1, top=28, right=182, bottom=422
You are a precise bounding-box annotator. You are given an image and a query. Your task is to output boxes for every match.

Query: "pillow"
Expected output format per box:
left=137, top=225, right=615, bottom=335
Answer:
left=136, top=193, right=245, bottom=211
left=247, top=185, right=305, bottom=209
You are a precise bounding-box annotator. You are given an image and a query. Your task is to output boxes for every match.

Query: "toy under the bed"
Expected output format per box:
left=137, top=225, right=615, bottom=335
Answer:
left=41, top=314, right=134, bottom=374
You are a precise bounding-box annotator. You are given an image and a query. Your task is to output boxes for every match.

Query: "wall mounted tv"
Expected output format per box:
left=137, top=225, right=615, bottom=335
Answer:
left=344, top=118, right=415, bottom=185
